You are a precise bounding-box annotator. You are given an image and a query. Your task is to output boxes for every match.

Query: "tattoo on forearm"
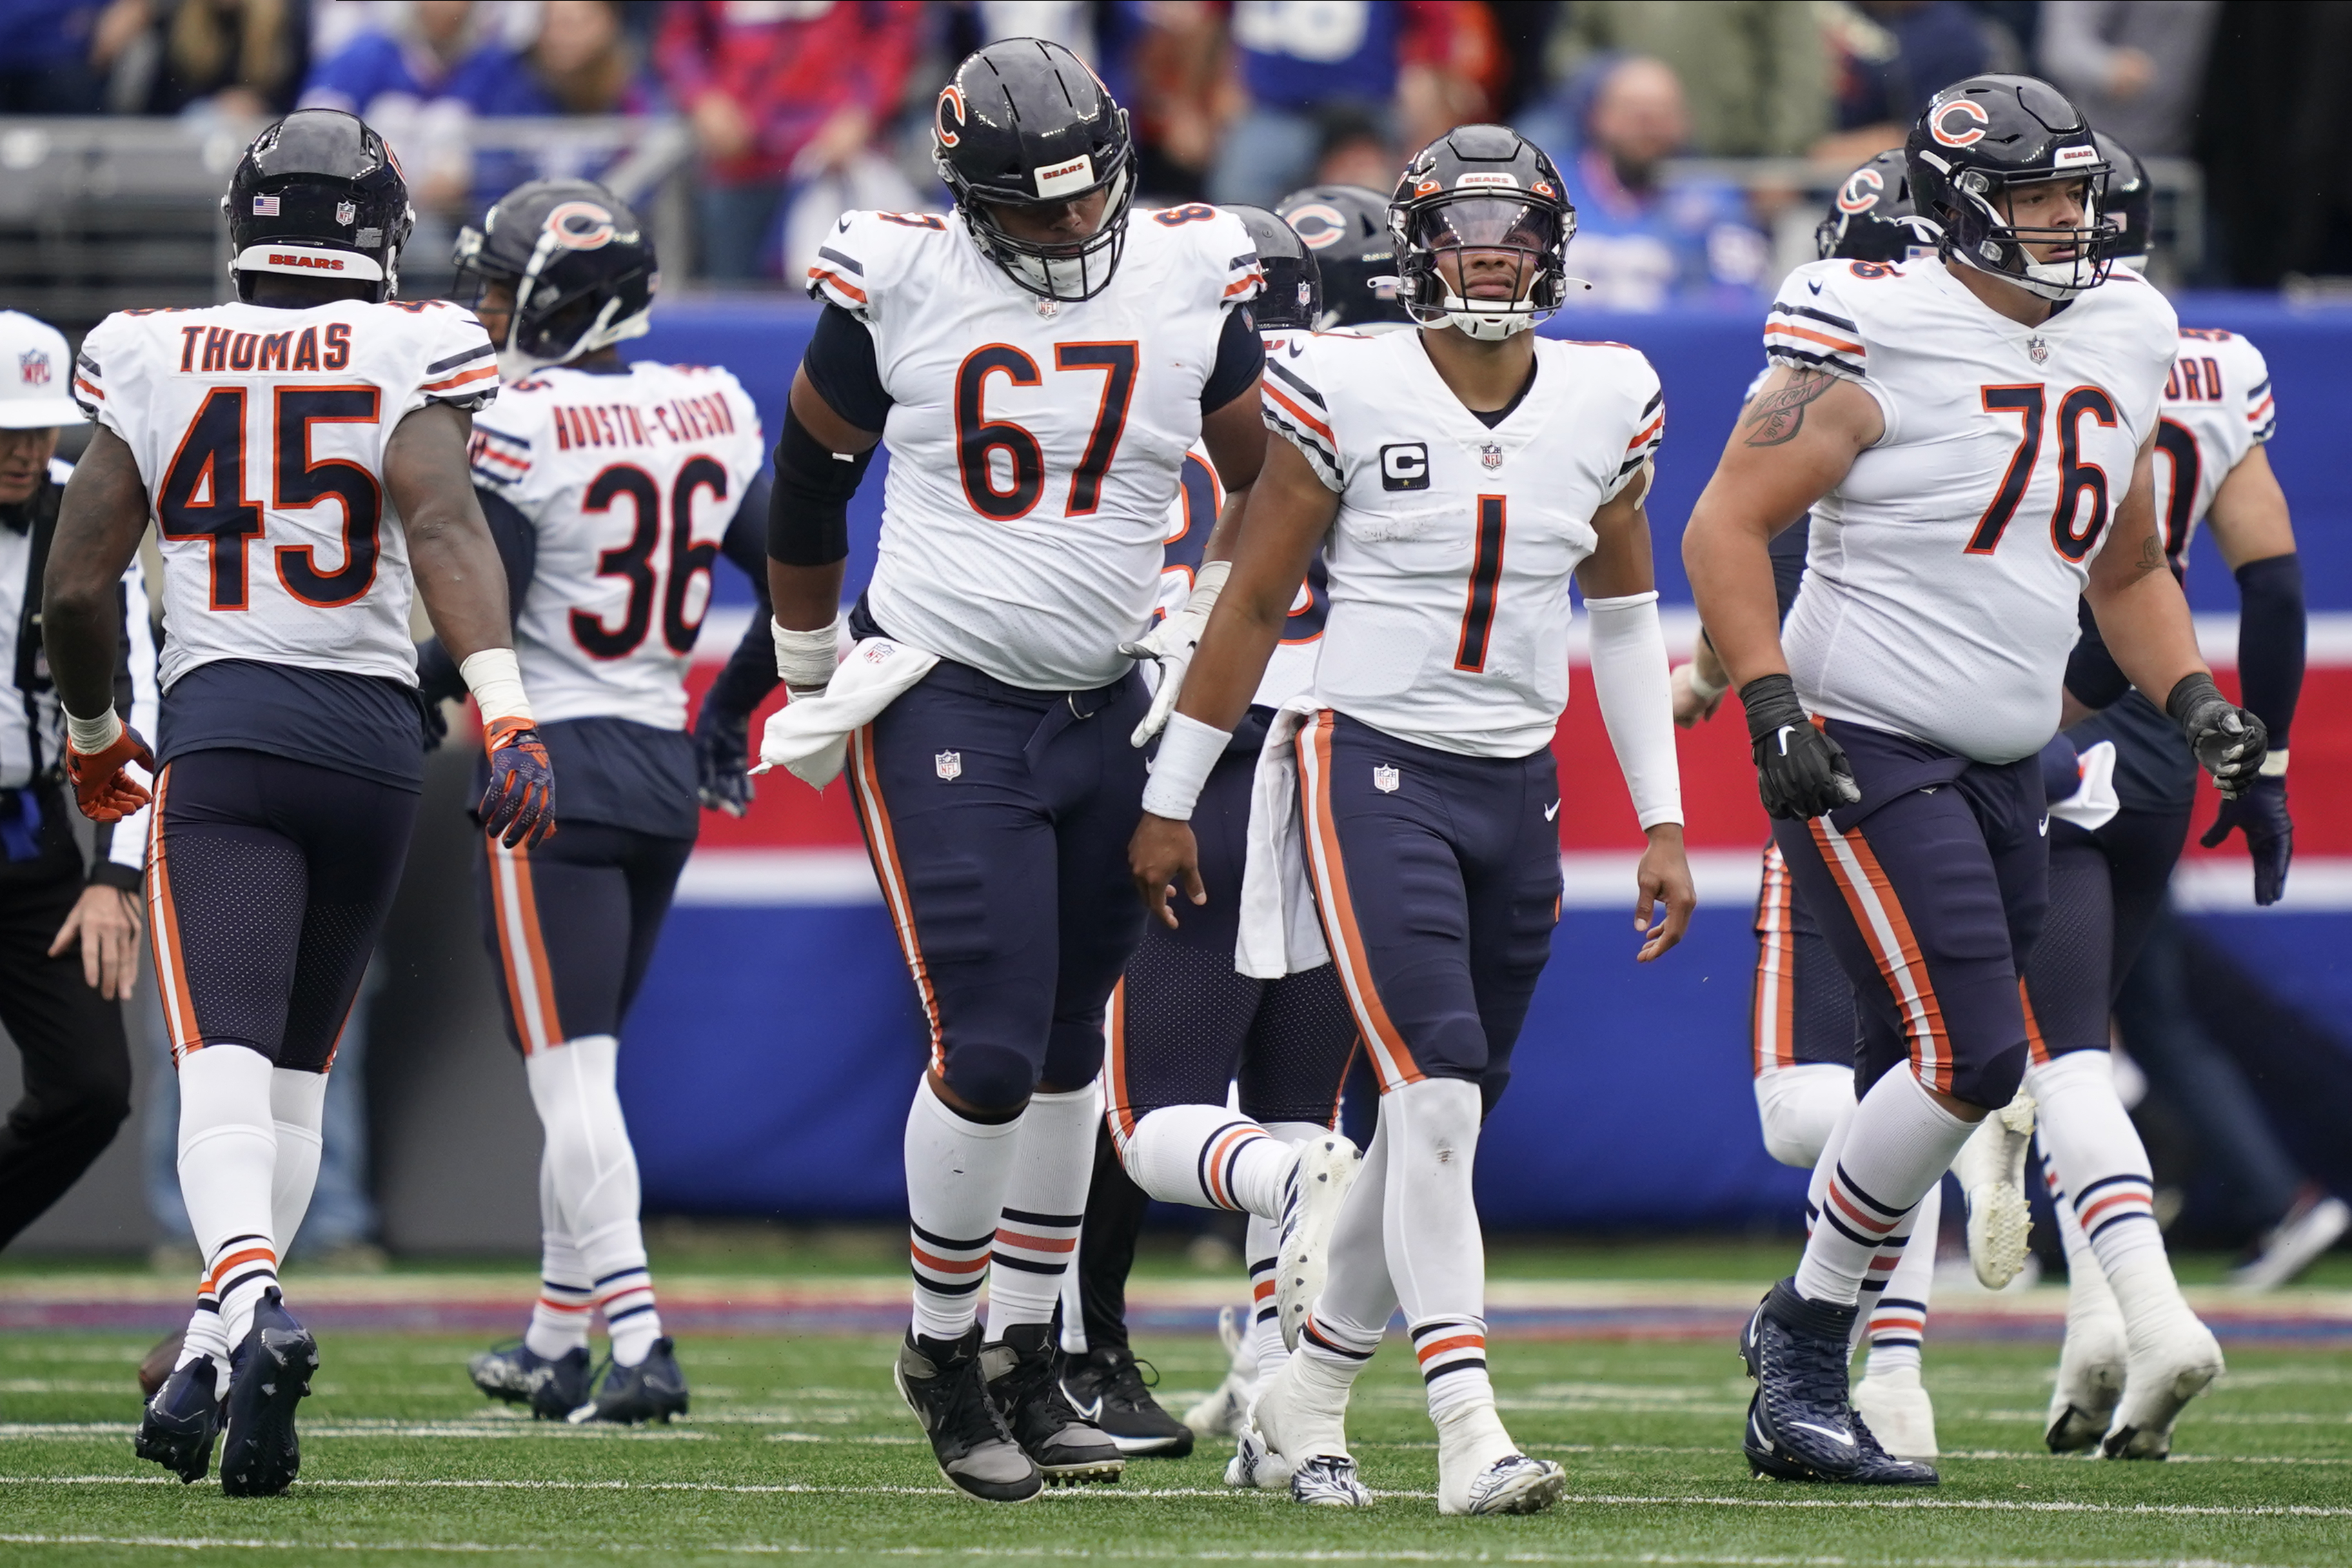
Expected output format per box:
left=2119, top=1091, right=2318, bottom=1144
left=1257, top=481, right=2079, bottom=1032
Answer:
left=2133, top=529, right=2166, bottom=577
left=1741, top=370, right=1837, bottom=448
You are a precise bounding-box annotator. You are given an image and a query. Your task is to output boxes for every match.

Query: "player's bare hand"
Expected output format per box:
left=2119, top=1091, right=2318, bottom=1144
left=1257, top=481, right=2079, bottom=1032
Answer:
left=1633, top=823, right=1696, bottom=962
left=1129, top=814, right=1205, bottom=931
left=50, top=882, right=143, bottom=1000
left=1670, top=662, right=1725, bottom=728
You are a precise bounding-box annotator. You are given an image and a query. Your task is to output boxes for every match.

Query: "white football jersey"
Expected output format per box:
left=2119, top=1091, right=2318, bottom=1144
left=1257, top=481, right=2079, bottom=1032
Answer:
left=75, top=297, right=497, bottom=691
left=1267, top=327, right=1666, bottom=759
left=469, top=361, right=764, bottom=731
left=810, top=205, right=1262, bottom=691
left=2153, top=327, right=2274, bottom=566
left=1772, top=257, right=2177, bottom=764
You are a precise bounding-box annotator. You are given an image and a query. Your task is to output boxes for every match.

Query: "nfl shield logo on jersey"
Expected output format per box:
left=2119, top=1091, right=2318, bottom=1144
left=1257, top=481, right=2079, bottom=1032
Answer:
left=1479, top=441, right=1503, bottom=470
left=1372, top=764, right=1400, bottom=793
left=936, top=751, right=962, bottom=781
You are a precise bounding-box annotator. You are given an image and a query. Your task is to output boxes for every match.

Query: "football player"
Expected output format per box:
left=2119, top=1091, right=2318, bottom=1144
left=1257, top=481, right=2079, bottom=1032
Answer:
left=755, top=39, right=1268, bottom=1502
left=1060, top=200, right=1383, bottom=1462
left=1674, top=151, right=1953, bottom=1462
left=1129, top=126, right=1693, bottom=1515
left=425, top=180, right=769, bottom=1425
left=2021, top=132, right=2302, bottom=1457
left=1682, top=77, right=2262, bottom=1485
left=46, top=109, right=555, bottom=1496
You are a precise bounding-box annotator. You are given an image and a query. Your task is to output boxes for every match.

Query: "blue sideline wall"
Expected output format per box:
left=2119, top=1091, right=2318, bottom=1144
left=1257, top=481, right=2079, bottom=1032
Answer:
left=611, top=297, right=2352, bottom=1229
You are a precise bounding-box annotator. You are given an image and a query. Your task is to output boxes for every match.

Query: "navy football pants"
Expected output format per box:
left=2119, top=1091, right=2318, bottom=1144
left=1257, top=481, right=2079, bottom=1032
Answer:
left=2019, top=805, right=2192, bottom=1062
left=1770, top=720, right=2047, bottom=1111
left=1294, top=709, right=1561, bottom=1113
left=475, top=823, right=693, bottom=1054
left=1750, top=840, right=1861, bottom=1077
left=848, top=657, right=1149, bottom=1112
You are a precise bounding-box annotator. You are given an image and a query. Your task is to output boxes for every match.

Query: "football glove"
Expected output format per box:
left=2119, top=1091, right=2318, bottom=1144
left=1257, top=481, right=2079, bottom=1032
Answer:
left=1742, top=673, right=1859, bottom=822
left=479, top=717, right=556, bottom=848
left=2166, top=673, right=2268, bottom=799
left=64, top=724, right=155, bottom=823
left=2200, top=774, right=2292, bottom=906
left=692, top=702, right=755, bottom=818
left=1120, top=560, right=1228, bottom=748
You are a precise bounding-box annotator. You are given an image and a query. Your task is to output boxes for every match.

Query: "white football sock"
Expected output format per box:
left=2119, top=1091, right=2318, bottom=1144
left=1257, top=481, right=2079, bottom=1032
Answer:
left=1247, top=1122, right=1327, bottom=1378
left=1314, top=1111, right=1397, bottom=1347
left=177, top=1044, right=281, bottom=1351
left=526, top=1151, right=593, bottom=1359
left=1804, top=1100, right=1855, bottom=1238
left=2046, top=1158, right=2122, bottom=1322
left=1863, top=1180, right=1938, bottom=1377
left=1795, top=1069, right=1972, bottom=1307
left=2029, top=1051, right=2186, bottom=1333
left=1755, top=1062, right=1855, bottom=1170
left=905, top=1075, right=1022, bottom=1343
left=174, top=1296, right=233, bottom=1399
left=269, top=1067, right=328, bottom=1260
left=985, top=1082, right=1096, bottom=1340
left=1382, top=1078, right=1494, bottom=1423
left=526, top=1035, right=660, bottom=1366
left=1119, top=1102, right=1289, bottom=1220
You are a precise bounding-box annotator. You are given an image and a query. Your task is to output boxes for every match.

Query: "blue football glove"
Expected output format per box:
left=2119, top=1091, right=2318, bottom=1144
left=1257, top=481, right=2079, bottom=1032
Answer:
left=480, top=717, right=556, bottom=848
left=693, top=702, right=755, bottom=818
left=2200, top=774, right=2291, bottom=906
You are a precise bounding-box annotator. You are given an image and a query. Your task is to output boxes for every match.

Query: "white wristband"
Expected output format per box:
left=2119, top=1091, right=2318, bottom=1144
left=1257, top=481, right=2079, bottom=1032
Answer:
left=65, top=704, right=123, bottom=753
left=2260, top=747, right=2288, bottom=778
left=459, top=647, right=534, bottom=726
left=1140, top=711, right=1230, bottom=821
left=773, top=617, right=842, bottom=689
left=1688, top=649, right=1729, bottom=702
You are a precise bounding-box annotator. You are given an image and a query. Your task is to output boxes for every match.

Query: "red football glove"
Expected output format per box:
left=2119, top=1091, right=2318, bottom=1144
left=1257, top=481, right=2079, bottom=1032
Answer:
left=65, top=725, right=156, bottom=823
left=479, top=717, right=556, bottom=849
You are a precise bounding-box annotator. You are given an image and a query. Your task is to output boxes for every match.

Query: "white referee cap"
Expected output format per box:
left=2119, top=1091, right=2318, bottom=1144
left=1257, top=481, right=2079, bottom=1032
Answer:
left=0, top=311, right=87, bottom=430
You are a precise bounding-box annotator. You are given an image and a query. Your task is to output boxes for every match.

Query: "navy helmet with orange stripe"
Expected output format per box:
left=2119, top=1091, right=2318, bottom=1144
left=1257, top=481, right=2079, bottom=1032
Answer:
left=1814, top=151, right=1939, bottom=264
left=453, top=178, right=656, bottom=382
left=1225, top=205, right=1318, bottom=331
left=1905, top=74, right=2115, bottom=301
left=224, top=108, right=413, bottom=304
left=1276, top=184, right=1410, bottom=330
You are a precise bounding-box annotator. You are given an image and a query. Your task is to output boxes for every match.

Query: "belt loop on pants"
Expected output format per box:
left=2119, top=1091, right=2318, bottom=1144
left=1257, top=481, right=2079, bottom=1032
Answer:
left=1021, top=675, right=1125, bottom=773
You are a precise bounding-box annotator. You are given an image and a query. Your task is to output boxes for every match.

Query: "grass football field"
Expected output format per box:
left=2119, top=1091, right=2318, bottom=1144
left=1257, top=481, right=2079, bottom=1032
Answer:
left=1, top=1241, right=2347, bottom=1567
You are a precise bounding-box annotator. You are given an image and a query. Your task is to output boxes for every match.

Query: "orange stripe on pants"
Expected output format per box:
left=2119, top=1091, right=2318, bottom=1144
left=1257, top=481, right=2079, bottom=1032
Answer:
left=486, top=837, right=564, bottom=1054
left=1808, top=817, right=1953, bottom=1094
left=1296, top=711, right=1421, bottom=1093
left=145, top=765, right=204, bottom=1062
left=1103, top=978, right=1136, bottom=1147
left=2019, top=978, right=2050, bottom=1067
left=849, top=724, right=945, bottom=1073
left=1752, top=842, right=1797, bottom=1076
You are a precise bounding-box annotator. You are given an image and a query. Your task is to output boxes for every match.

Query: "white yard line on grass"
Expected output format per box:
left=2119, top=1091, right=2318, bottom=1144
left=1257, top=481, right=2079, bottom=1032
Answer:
left=8, top=1476, right=2352, bottom=1519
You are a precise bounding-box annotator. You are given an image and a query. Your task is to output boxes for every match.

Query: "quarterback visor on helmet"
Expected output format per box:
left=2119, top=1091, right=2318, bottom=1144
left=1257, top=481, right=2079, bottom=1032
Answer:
left=224, top=108, right=414, bottom=302
left=1391, top=125, right=1578, bottom=341
left=453, top=178, right=657, bottom=380
left=1905, top=74, right=2115, bottom=301
left=934, top=37, right=1136, bottom=304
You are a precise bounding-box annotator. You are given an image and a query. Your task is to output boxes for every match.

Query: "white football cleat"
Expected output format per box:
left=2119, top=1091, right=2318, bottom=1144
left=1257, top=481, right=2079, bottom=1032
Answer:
left=1436, top=1401, right=1560, bottom=1516
left=1273, top=1135, right=1362, bottom=1353
left=1289, top=1453, right=1374, bottom=1507
left=1224, top=1418, right=1295, bottom=1490
left=1852, top=1364, right=1939, bottom=1460
left=2102, top=1312, right=2224, bottom=1460
left=2046, top=1293, right=2128, bottom=1453
left=1955, top=1092, right=2036, bottom=1289
left=1241, top=1351, right=1356, bottom=1502
left=1183, top=1304, right=1258, bottom=1439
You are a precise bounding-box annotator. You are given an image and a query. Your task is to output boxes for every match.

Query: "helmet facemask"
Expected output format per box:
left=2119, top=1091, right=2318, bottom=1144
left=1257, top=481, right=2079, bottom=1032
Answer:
left=1935, top=165, right=2117, bottom=301
left=453, top=220, right=653, bottom=380
left=955, top=152, right=1136, bottom=304
left=1395, top=192, right=1573, bottom=341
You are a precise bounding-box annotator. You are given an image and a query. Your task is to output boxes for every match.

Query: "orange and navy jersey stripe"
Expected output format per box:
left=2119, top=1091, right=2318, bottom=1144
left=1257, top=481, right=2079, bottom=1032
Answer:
left=1296, top=710, right=1422, bottom=1095
left=1765, top=302, right=1866, bottom=379
left=1261, top=360, right=1343, bottom=488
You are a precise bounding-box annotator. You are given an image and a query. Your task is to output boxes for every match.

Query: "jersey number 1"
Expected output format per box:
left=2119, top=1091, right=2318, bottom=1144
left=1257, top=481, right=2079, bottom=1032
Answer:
left=1453, top=496, right=1508, bottom=673
left=955, top=342, right=1138, bottom=522
left=159, top=385, right=382, bottom=610
left=1967, top=383, right=2120, bottom=562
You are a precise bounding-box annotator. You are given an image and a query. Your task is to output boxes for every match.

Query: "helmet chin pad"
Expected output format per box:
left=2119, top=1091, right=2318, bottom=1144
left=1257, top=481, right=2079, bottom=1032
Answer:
left=1435, top=289, right=1537, bottom=340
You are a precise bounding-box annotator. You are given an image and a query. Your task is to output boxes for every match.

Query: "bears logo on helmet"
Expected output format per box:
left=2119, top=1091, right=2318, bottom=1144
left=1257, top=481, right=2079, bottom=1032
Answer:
left=544, top=201, right=618, bottom=251
left=1930, top=99, right=1990, bottom=148
left=1837, top=168, right=1885, bottom=214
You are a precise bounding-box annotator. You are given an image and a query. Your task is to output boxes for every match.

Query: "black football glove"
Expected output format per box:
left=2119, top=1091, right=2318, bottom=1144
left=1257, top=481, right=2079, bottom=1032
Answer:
left=1743, top=673, right=1860, bottom=822
left=2166, top=673, right=2268, bottom=799
left=419, top=697, right=451, bottom=753
left=480, top=718, right=556, bottom=849
left=693, top=702, right=755, bottom=818
left=2200, top=773, right=2292, bottom=906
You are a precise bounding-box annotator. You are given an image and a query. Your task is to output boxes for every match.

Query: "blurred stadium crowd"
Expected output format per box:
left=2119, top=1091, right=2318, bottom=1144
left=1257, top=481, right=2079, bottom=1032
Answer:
left=2, top=0, right=2346, bottom=301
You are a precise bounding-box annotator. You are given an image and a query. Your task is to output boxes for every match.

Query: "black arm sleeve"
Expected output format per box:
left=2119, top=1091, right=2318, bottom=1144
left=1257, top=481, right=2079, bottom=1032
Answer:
left=416, top=486, right=539, bottom=706
left=2234, top=551, right=2304, bottom=748
left=1767, top=521, right=1809, bottom=628
left=769, top=404, right=871, bottom=566
left=2064, top=597, right=2132, bottom=711
left=1200, top=304, right=1265, bottom=413
left=803, top=304, right=892, bottom=432
left=723, top=470, right=773, bottom=587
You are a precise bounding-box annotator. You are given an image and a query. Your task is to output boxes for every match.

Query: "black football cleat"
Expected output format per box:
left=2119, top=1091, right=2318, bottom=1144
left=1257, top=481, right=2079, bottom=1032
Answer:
left=1741, top=1278, right=1937, bottom=1486
left=218, top=1289, right=318, bottom=1497
left=1060, top=1346, right=1194, bottom=1457
left=987, top=1323, right=1123, bottom=1486
left=567, top=1338, right=689, bottom=1425
left=896, top=1326, right=1042, bottom=1503
left=135, top=1353, right=224, bottom=1484
left=470, top=1340, right=593, bottom=1420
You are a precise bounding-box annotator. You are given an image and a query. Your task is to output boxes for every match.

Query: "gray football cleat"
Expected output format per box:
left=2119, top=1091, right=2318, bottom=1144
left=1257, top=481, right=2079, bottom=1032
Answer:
left=894, top=1327, right=1041, bottom=1503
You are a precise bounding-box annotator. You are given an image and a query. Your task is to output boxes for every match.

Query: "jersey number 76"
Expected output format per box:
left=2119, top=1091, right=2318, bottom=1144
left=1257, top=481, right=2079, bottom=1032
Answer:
left=1967, top=383, right=2121, bottom=562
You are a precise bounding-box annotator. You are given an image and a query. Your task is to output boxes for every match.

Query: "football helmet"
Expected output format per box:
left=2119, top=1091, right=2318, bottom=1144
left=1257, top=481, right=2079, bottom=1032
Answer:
left=223, top=108, right=413, bottom=302
left=454, top=179, right=657, bottom=380
left=2095, top=131, right=2153, bottom=270
left=1906, top=75, right=2114, bottom=301
left=933, top=37, right=1134, bottom=303
left=1389, top=125, right=1577, bottom=341
left=1227, top=204, right=1318, bottom=331
left=1815, top=150, right=1940, bottom=264
left=1275, top=183, right=1409, bottom=329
